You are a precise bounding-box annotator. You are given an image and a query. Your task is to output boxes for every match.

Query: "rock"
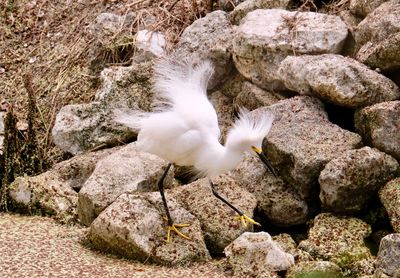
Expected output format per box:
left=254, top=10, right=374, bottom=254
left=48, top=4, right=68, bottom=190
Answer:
left=375, top=233, right=400, bottom=276
left=132, top=30, right=166, bottom=63
left=354, top=1, right=400, bottom=53
left=78, top=143, right=175, bottom=226
left=233, top=81, right=285, bottom=111
left=90, top=12, right=135, bottom=38
left=219, top=70, right=246, bottom=98
left=319, top=147, right=399, bottom=214
left=229, top=0, right=292, bottom=25
left=224, top=232, right=294, bottom=277
left=349, top=0, right=390, bottom=17
left=171, top=175, right=257, bottom=254
left=347, top=258, right=376, bottom=277
left=8, top=148, right=116, bottom=223
left=52, top=61, right=153, bottom=155
left=356, top=32, right=400, bottom=71
left=255, top=96, right=362, bottom=199
left=272, top=233, right=314, bottom=263
left=278, top=54, right=400, bottom=108
left=209, top=91, right=234, bottom=143
left=380, top=178, right=400, bottom=233
left=229, top=153, right=308, bottom=226
left=88, top=192, right=210, bottom=265
left=298, top=213, right=372, bottom=269
left=0, top=111, right=4, bottom=155
left=233, top=9, right=348, bottom=90
left=355, top=101, right=400, bottom=160
left=218, top=0, right=245, bottom=11
left=286, top=261, right=343, bottom=278
left=175, top=11, right=235, bottom=89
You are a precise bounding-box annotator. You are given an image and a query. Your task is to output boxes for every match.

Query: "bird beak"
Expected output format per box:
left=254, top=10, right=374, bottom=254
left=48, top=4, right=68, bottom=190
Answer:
left=251, top=146, right=278, bottom=177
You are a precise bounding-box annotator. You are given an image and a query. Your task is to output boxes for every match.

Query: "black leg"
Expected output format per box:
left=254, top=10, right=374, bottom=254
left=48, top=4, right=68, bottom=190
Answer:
left=158, top=163, right=173, bottom=226
left=209, top=179, right=244, bottom=216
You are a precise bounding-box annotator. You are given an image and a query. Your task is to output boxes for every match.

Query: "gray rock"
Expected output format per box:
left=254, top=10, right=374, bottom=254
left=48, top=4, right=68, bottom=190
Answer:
left=233, top=9, right=348, bottom=90
left=225, top=232, right=294, bottom=277
left=88, top=192, right=210, bottom=265
left=52, top=61, right=154, bottom=155
left=379, top=178, right=400, bottom=233
left=209, top=91, right=234, bottom=143
left=218, top=0, right=246, bottom=11
left=278, top=54, right=400, bottom=108
left=255, top=96, right=362, bottom=199
left=319, top=147, right=399, bottom=214
left=354, top=1, right=400, bottom=53
left=357, top=32, right=400, bottom=71
left=229, top=0, right=292, bottom=25
left=273, top=233, right=314, bottom=263
left=375, top=233, right=400, bottom=276
left=219, top=70, right=246, bottom=98
left=171, top=175, right=257, bottom=254
left=8, top=148, right=116, bottom=223
left=78, top=143, right=175, bottom=226
left=229, top=153, right=308, bottom=226
left=298, top=213, right=372, bottom=269
left=286, top=261, right=344, bottom=278
left=90, top=12, right=135, bottom=38
left=233, top=81, right=285, bottom=111
left=355, top=101, right=400, bottom=160
left=175, top=11, right=235, bottom=89
left=350, top=0, right=390, bottom=17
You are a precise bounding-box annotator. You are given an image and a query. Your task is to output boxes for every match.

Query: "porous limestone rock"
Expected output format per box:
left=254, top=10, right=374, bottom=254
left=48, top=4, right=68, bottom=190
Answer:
left=286, top=261, right=343, bottom=278
left=379, top=178, right=400, bottom=233
left=319, top=147, right=399, bottom=214
left=375, top=233, right=400, bottom=276
left=78, top=143, right=175, bottom=226
left=278, top=54, right=400, bottom=108
left=355, top=101, right=400, bottom=160
left=224, top=232, right=294, bottom=277
left=233, top=9, right=348, bottom=90
left=349, top=0, right=390, bottom=17
left=88, top=192, right=210, bottom=265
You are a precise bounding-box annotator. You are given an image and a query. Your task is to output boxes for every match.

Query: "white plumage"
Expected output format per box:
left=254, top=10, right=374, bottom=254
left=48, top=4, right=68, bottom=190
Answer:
left=116, top=58, right=274, bottom=177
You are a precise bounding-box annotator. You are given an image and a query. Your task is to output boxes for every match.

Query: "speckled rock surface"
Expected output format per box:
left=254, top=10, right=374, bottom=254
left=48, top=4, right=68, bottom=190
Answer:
left=354, top=1, right=400, bottom=53
left=8, top=148, right=117, bottom=224
left=174, top=11, right=235, bottom=89
left=229, top=0, right=292, bottom=25
left=286, top=261, right=343, bottom=278
left=255, top=96, right=362, bottom=199
left=319, top=147, right=399, bottom=214
left=78, top=143, right=175, bottom=226
left=298, top=213, right=372, bottom=269
left=229, top=153, right=308, bottom=226
left=0, top=213, right=229, bottom=277
left=219, top=70, right=246, bottom=98
left=88, top=192, right=210, bottom=265
left=356, top=32, right=400, bottom=71
left=375, top=233, right=400, bottom=276
left=355, top=101, right=400, bottom=160
left=380, top=178, right=400, bottom=233
left=233, top=9, right=348, bottom=90
left=233, top=81, right=285, bottom=111
left=349, top=0, right=389, bottom=17
left=224, top=232, right=294, bottom=277
left=272, top=233, right=313, bottom=263
left=171, top=175, right=257, bottom=254
left=52, top=61, right=153, bottom=155
left=0, top=111, right=4, bottom=154
left=278, top=54, right=400, bottom=108
left=209, top=91, right=234, bottom=143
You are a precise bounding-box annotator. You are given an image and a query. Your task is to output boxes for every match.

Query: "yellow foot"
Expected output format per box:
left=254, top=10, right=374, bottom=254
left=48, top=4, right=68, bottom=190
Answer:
left=166, top=223, right=191, bottom=243
left=234, top=214, right=261, bottom=228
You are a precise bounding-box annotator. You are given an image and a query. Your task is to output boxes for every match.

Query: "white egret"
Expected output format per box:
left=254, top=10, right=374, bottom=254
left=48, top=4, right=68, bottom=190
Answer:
left=117, top=58, right=276, bottom=242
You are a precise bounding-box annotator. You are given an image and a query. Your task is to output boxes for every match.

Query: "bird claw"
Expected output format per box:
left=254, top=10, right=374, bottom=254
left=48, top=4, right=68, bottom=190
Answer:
left=166, top=223, right=191, bottom=243
left=234, top=214, right=261, bottom=228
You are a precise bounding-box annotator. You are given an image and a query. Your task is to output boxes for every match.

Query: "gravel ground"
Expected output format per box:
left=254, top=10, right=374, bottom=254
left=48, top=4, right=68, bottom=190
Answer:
left=0, top=213, right=231, bottom=278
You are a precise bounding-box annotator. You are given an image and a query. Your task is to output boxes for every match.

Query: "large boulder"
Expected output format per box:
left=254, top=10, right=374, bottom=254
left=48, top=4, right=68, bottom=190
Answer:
left=171, top=175, right=257, bottom=254
left=224, top=232, right=294, bottom=277
left=233, top=9, right=348, bottom=90
left=8, top=148, right=116, bottom=223
left=298, top=213, right=372, bottom=269
left=349, top=0, right=390, bottom=17
left=319, top=147, right=399, bottom=214
left=278, top=54, right=400, bottom=108
left=379, top=178, right=400, bottom=233
left=52, top=61, right=154, bottom=155
left=355, top=101, right=400, bottom=160
left=174, top=11, right=235, bottom=89
left=78, top=143, right=175, bottom=226
left=255, top=96, right=362, bottom=200
left=229, top=153, right=308, bottom=226
left=375, top=233, right=400, bottom=276
left=88, top=192, right=210, bottom=265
